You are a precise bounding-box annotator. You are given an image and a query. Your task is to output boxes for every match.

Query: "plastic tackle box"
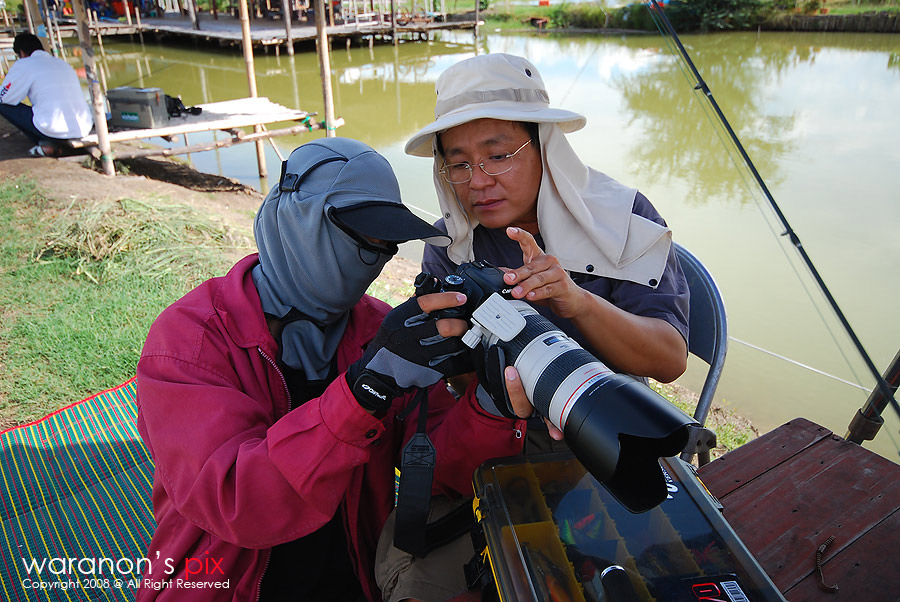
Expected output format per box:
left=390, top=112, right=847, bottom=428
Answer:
left=472, top=453, right=786, bottom=602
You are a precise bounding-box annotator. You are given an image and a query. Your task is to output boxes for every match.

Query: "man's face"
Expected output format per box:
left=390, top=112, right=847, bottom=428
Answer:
left=438, top=119, right=543, bottom=234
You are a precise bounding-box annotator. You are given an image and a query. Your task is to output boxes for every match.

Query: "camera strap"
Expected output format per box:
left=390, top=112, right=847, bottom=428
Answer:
left=394, top=389, right=476, bottom=557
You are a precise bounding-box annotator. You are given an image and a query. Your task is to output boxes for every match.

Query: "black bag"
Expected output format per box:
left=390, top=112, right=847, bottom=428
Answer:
left=165, top=95, right=202, bottom=117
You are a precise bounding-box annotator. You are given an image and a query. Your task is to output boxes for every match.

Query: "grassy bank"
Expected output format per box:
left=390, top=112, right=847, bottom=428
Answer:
left=0, top=176, right=753, bottom=458
left=0, top=177, right=244, bottom=426
left=479, top=0, right=898, bottom=32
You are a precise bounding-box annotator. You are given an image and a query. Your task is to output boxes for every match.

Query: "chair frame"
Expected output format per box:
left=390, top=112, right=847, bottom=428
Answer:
left=673, top=243, right=728, bottom=464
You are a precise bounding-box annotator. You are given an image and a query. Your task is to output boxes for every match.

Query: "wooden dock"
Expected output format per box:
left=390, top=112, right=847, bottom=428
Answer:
left=48, top=12, right=479, bottom=50
left=698, top=417, right=900, bottom=601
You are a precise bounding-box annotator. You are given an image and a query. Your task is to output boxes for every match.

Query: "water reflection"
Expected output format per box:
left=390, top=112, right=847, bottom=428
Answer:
left=91, top=31, right=900, bottom=459
left=613, top=33, right=798, bottom=201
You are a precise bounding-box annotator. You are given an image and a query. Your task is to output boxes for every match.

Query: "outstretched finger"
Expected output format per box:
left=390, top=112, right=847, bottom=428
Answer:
left=506, top=227, right=545, bottom=264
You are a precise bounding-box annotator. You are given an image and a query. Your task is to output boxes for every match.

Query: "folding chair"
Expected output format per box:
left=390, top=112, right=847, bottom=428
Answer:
left=674, top=243, right=728, bottom=466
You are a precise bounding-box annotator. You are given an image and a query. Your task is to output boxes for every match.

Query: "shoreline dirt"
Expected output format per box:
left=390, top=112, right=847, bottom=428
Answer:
left=0, top=120, right=756, bottom=457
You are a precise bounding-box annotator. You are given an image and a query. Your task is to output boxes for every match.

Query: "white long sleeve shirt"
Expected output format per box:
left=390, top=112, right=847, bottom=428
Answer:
left=0, top=50, right=93, bottom=139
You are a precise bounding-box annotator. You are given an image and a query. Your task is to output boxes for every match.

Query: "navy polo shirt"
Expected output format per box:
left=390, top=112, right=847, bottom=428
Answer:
left=421, top=192, right=690, bottom=370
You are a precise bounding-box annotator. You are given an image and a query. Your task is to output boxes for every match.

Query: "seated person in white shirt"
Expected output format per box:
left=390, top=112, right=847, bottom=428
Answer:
left=0, top=33, right=94, bottom=157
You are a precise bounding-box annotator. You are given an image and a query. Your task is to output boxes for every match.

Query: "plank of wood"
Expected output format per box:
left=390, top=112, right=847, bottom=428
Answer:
left=783, top=508, right=900, bottom=602
left=699, top=425, right=900, bottom=596
left=73, top=97, right=308, bottom=147
left=699, top=417, right=833, bottom=498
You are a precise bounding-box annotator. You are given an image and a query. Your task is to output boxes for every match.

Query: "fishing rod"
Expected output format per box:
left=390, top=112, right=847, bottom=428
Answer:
left=643, top=0, right=899, bottom=445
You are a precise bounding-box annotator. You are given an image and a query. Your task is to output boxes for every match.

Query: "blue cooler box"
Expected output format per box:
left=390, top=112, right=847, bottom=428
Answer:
left=106, top=86, right=168, bottom=129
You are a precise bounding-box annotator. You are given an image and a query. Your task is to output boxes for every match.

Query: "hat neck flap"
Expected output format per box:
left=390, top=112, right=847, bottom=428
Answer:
left=435, top=123, right=670, bottom=288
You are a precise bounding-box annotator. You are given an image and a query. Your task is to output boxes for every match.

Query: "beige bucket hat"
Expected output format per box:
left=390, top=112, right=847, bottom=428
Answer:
left=405, top=53, right=587, bottom=157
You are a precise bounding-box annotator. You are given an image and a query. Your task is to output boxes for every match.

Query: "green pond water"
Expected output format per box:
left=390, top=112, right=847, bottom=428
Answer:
left=93, top=28, right=900, bottom=459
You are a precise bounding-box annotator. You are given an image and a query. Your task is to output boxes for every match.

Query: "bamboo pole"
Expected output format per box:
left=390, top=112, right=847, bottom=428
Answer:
left=91, top=10, right=106, bottom=56
left=2, top=8, right=11, bottom=30
left=40, top=0, right=60, bottom=56
left=281, top=0, right=294, bottom=55
left=390, top=0, right=395, bottom=44
left=135, top=5, right=145, bottom=45
left=314, top=0, right=335, bottom=138
left=187, top=0, right=200, bottom=29
left=327, top=0, right=333, bottom=25
left=124, top=0, right=133, bottom=25
left=72, top=0, right=115, bottom=176
left=54, top=12, right=66, bottom=58
left=24, top=0, right=41, bottom=35
left=21, top=0, right=33, bottom=32
left=238, top=0, right=267, bottom=177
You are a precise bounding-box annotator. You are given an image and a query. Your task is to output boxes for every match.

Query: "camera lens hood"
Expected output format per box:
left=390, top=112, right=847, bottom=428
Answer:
left=564, top=373, right=697, bottom=513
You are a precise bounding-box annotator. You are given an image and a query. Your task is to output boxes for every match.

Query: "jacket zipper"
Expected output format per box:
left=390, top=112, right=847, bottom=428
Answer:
left=255, top=347, right=291, bottom=599
left=258, top=347, right=292, bottom=411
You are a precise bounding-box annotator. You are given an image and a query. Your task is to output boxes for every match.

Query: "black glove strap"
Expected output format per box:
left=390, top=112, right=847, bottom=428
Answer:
left=350, top=369, right=400, bottom=413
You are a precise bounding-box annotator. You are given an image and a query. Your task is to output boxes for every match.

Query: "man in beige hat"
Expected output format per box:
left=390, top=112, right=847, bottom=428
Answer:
left=376, top=53, right=690, bottom=602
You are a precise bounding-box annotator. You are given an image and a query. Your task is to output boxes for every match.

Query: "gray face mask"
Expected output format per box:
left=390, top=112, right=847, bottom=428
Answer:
left=252, top=139, right=401, bottom=378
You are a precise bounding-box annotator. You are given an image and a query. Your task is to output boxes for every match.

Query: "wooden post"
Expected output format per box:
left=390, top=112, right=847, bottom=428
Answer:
left=314, top=0, right=335, bottom=138
left=473, top=0, right=479, bottom=41
left=43, top=4, right=60, bottom=56
left=135, top=5, right=145, bottom=44
left=281, top=0, right=294, bottom=55
left=2, top=8, right=11, bottom=30
left=187, top=0, right=200, bottom=29
left=238, top=0, right=267, bottom=177
left=327, top=0, right=333, bottom=26
left=124, top=0, right=133, bottom=24
left=53, top=12, right=66, bottom=57
left=389, top=0, right=395, bottom=44
left=91, top=10, right=106, bottom=56
left=72, top=0, right=115, bottom=177
left=22, top=0, right=35, bottom=33
left=25, top=0, right=43, bottom=36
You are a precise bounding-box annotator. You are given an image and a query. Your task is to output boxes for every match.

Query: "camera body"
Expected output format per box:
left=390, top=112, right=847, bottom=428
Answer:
left=417, top=260, right=698, bottom=512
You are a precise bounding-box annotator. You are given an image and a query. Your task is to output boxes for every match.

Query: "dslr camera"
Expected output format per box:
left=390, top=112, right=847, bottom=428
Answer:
left=416, top=260, right=699, bottom=512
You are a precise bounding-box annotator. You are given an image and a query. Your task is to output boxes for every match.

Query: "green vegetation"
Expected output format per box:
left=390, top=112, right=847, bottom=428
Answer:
left=649, top=381, right=755, bottom=458
left=481, top=0, right=897, bottom=33
left=0, top=178, right=249, bottom=425
left=0, top=177, right=419, bottom=426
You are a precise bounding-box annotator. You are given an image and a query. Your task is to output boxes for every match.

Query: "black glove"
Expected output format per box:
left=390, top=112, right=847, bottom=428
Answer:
left=346, top=296, right=471, bottom=413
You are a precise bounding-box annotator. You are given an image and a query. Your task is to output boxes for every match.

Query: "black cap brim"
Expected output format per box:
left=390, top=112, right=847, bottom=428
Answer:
left=330, top=202, right=451, bottom=247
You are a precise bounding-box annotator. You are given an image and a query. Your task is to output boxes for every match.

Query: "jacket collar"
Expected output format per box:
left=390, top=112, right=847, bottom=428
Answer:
left=215, top=254, right=386, bottom=369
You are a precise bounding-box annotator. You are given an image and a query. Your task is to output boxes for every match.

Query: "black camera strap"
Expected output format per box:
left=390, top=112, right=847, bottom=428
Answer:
left=394, top=389, right=476, bottom=557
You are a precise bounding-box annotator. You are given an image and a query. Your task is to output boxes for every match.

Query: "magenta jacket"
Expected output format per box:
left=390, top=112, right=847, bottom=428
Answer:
left=134, top=255, right=526, bottom=601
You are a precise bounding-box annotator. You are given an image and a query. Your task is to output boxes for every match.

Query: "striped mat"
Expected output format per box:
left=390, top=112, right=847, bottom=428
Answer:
left=0, top=379, right=155, bottom=602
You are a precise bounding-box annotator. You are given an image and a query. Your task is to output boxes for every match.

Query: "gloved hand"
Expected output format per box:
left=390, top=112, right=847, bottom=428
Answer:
left=346, top=294, right=471, bottom=413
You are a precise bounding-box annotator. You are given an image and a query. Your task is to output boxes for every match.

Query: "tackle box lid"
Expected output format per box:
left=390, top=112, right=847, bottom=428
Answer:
left=472, top=452, right=786, bottom=602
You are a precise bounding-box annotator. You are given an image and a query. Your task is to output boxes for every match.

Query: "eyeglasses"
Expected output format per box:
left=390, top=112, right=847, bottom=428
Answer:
left=439, top=140, right=532, bottom=184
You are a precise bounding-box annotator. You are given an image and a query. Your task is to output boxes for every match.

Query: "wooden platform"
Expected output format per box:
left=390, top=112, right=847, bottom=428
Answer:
left=697, top=417, right=900, bottom=601
left=68, top=96, right=339, bottom=161
left=100, top=13, right=478, bottom=48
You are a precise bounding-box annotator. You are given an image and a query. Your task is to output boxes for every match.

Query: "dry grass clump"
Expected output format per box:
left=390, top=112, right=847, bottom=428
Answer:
left=34, top=198, right=252, bottom=284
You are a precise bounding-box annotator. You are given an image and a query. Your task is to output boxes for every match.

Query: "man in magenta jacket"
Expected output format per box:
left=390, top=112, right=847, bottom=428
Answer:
left=135, top=138, right=529, bottom=601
